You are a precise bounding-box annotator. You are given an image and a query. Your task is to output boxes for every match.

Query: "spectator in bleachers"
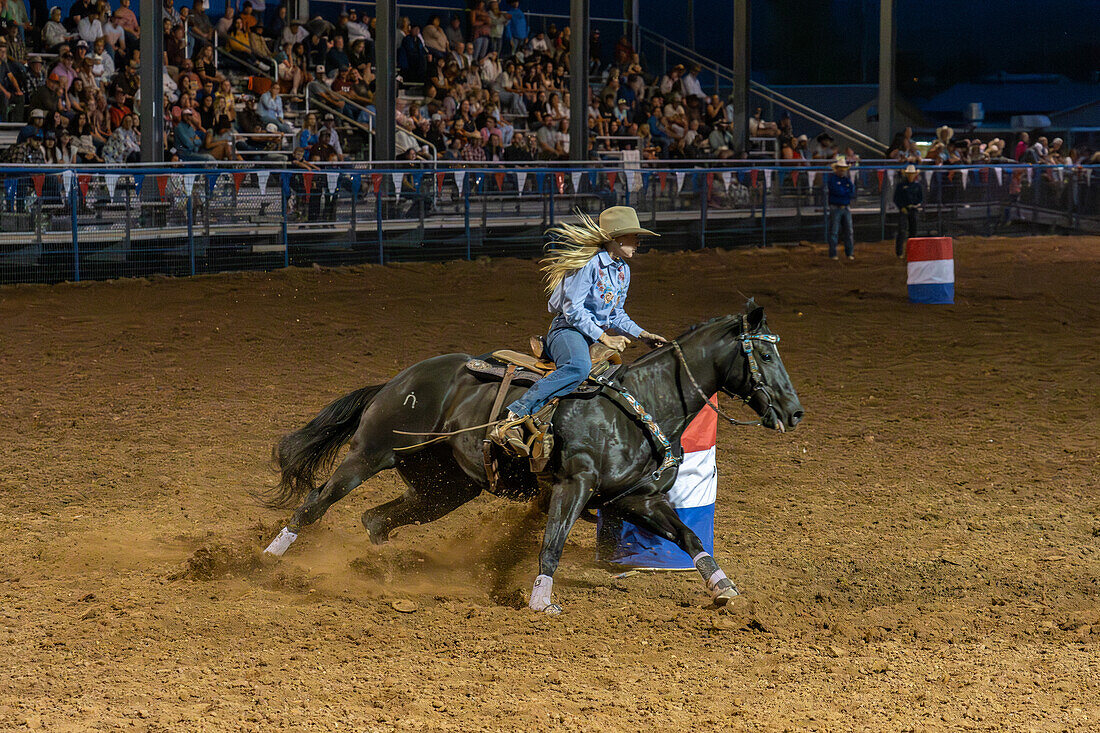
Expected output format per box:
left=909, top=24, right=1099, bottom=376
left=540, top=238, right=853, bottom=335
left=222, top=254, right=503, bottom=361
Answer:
left=282, top=17, right=305, bottom=47
left=488, top=1, right=508, bottom=55
left=17, top=105, right=44, bottom=141
left=345, top=8, right=370, bottom=46
left=399, top=23, right=429, bottom=83
left=470, top=2, right=491, bottom=60
left=1013, top=132, right=1029, bottom=161
left=444, top=15, right=464, bottom=51
left=90, top=36, right=114, bottom=81
left=115, top=0, right=139, bottom=42
left=175, top=108, right=214, bottom=160
left=204, top=115, right=241, bottom=160
left=24, top=54, right=45, bottom=95
left=258, top=84, right=293, bottom=133
left=0, top=0, right=31, bottom=35
left=0, top=40, right=23, bottom=121
left=297, top=110, right=318, bottom=152
left=422, top=15, right=448, bottom=59
left=77, top=6, right=103, bottom=46
left=51, top=48, right=76, bottom=93
left=326, top=34, right=351, bottom=74
left=103, top=109, right=139, bottom=162
left=657, top=63, right=682, bottom=97
left=69, top=110, right=101, bottom=161
left=214, top=5, right=235, bottom=38
left=681, top=63, right=706, bottom=100
left=507, top=0, right=527, bottom=57
left=28, top=71, right=62, bottom=120
left=320, top=112, right=343, bottom=159
left=748, top=106, right=778, bottom=137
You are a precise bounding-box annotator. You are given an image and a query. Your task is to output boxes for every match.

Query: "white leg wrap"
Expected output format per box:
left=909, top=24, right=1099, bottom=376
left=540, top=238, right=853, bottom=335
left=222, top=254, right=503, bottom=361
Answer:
left=263, top=527, right=298, bottom=557
left=707, top=568, right=729, bottom=593
left=529, top=574, right=553, bottom=611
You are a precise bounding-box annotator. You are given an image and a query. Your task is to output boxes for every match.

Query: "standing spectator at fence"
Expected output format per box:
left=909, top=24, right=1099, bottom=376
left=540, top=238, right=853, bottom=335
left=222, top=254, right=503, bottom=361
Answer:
left=259, top=84, right=293, bottom=133
left=893, top=163, right=922, bottom=259
left=1025, top=136, right=1047, bottom=164
left=826, top=156, right=855, bottom=260
left=507, top=0, right=527, bottom=57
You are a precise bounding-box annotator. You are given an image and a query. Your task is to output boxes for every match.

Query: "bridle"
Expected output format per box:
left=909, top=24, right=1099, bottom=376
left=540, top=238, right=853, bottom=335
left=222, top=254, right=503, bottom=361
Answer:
left=671, top=314, right=782, bottom=429
left=598, top=315, right=783, bottom=507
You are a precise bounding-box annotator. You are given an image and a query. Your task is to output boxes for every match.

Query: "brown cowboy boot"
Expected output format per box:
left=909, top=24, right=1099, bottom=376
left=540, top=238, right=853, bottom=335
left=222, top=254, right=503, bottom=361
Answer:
left=489, top=412, right=531, bottom=457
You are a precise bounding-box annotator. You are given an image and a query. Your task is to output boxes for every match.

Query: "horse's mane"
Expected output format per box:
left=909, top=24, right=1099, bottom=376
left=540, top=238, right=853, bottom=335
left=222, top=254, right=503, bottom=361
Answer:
left=627, top=314, right=742, bottom=369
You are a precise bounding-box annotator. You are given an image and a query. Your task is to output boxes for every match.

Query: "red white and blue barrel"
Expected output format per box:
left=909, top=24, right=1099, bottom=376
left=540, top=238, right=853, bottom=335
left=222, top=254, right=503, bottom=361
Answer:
left=907, top=237, right=954, bottom=304
left=598, top=398, right=717, bottom=569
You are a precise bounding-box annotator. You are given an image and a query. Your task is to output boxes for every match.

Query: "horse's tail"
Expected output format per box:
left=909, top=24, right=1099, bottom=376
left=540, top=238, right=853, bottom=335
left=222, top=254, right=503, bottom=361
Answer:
left=257, top=383, right=386, bottom=509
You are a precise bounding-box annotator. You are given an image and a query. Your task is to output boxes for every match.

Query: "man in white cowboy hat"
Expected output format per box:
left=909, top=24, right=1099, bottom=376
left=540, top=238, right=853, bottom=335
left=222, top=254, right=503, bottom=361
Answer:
left=892, top=163, right=923, bottom=258
left=826, top=156, right=856, bottom=260
left=490, top=205, right=666, bottom=456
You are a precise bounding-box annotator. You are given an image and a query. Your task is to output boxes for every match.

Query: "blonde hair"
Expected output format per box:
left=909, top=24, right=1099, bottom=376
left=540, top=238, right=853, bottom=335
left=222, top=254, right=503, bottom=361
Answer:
left=540, top=210, right=612, bottom=297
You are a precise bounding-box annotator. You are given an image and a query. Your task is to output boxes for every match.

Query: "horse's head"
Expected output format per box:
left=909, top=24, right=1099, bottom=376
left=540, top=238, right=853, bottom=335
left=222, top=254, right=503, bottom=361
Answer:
left=718, top=301, right=804, bottom=432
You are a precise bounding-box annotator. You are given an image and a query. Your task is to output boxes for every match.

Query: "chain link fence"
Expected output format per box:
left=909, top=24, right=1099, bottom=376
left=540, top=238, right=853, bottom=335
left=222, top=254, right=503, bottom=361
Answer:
left=0, top=163, right=1096, bottom=284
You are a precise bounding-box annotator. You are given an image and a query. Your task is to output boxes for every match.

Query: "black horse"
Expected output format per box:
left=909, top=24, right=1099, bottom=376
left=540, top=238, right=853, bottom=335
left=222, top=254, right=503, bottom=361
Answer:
left=259, top=302, right=803, bottom=613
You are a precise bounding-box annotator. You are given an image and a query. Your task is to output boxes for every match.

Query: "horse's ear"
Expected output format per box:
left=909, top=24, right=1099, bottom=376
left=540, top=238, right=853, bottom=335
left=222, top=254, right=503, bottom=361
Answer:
left=746, top=305, right=765, bottom=331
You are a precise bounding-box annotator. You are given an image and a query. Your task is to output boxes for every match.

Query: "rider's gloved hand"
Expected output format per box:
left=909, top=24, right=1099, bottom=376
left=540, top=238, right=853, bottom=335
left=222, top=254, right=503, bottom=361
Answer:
left=598, top=333, right=631, bottom=352
left=639, top=330, right=668, bottom=349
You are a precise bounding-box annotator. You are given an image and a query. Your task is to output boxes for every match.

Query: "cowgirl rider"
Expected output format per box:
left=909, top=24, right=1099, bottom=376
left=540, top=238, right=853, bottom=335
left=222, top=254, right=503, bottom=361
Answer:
left=490, top=206, right=668, bottom=455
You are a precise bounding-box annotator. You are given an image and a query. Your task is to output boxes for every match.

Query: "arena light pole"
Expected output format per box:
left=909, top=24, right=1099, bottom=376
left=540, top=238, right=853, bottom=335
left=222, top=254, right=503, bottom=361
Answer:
left=375, top=0, right=396, bottom=161
left=730, top=0, right=749, bottom=151
left=568, top=0, right=589, bottom=161
left=877, top=0, right=896, bottom=145
left=139, top=0, right=164, bottom=162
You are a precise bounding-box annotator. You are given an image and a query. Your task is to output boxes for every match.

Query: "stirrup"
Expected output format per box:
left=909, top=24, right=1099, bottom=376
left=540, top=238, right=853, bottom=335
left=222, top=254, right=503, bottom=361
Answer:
left=489, top=415, right=531, bottom=457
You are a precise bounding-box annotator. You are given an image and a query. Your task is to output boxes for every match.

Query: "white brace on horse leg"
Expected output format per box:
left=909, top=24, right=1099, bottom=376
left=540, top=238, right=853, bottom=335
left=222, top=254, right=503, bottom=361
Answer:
left=264, top=527, right=298, bottom=557
left=529, top=574, right=554, bottom=611
left=693, top=551, right=731, bottom=598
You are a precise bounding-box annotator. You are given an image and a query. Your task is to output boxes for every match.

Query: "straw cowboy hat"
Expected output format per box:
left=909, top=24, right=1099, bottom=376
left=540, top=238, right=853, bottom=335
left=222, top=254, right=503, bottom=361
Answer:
left=902, top=164, right=919, bottom=178
left=936, top=125, right=954, bottom=142
left=830, top=155, right=851, bottom=170
left=599, top=206, right=659, bottom=239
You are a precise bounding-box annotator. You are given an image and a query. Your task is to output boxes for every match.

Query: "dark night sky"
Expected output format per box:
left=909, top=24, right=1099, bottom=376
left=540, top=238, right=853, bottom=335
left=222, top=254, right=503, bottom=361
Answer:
left=594, top=0, right=1100, bottom=96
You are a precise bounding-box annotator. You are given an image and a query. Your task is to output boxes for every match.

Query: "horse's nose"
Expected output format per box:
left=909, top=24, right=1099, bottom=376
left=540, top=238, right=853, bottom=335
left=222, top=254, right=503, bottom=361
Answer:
left=788, top=409, right=804, bottom=427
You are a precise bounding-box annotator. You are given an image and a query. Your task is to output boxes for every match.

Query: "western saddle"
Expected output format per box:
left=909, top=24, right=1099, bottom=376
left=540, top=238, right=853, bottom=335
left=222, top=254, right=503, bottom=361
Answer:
left=467, top=337, right=624, bottom=487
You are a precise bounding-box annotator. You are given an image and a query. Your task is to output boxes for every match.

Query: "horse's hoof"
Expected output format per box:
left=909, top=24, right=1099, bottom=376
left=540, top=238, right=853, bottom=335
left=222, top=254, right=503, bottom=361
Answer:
left=543, top=603, right=562, bottom=616
left=713, top=585, right=740, bottom=606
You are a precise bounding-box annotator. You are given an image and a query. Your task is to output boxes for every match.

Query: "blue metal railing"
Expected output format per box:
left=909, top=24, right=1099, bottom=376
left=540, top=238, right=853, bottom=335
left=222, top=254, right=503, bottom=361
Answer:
left=0, top=162, right=1095, bottom=284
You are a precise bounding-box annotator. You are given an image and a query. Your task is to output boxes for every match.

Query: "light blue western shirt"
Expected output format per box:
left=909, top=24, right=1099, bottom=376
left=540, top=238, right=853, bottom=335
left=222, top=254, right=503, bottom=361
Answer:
left=548, top=250, right=642, bottom=342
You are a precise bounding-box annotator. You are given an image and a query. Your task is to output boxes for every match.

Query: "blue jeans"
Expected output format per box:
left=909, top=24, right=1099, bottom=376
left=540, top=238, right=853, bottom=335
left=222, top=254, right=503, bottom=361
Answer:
left=828, top=204, right=854, bottom=257
left=507, top=324, right=593, bottom=417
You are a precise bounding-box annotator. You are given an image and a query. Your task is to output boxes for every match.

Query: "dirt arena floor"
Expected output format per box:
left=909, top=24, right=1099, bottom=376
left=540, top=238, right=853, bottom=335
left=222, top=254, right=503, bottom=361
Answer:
left=1, top=235, right=1098, bottom=731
